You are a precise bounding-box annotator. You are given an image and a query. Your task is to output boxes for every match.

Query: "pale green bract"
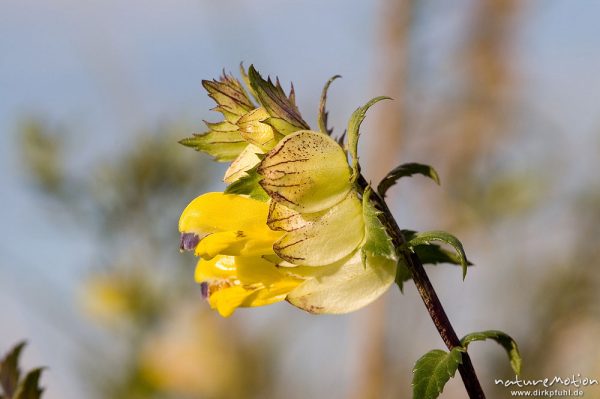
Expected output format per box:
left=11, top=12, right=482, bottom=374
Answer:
left=286, top=251, right=396, bottom=314
left=179, top=124, right=247, bottom=162
left=269, top=193, right=364, bottom=266
left=258, top=130, right=352, bottom=213
left=223, top=144, right=263, bottom=183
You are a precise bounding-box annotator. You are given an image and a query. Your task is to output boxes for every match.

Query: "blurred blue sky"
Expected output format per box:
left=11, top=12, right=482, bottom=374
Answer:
left=2, top=1, right=600, bottom=398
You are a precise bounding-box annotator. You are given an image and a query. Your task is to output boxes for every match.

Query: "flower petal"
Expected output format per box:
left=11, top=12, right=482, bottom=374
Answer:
left=195, top=255, right=304, bottom=317
left=194, top=231, right=280, bottom=259
left=269, top=193, right=364, bottom=266
left=179, top=192, right=282, bottom=259
left=286, top=252, right=396, bottom=314
left=258, top=130, right=352, bottom=213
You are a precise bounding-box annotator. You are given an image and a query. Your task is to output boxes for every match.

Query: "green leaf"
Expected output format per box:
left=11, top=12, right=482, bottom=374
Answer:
left=361, top=187, right=397, bottom=265
left=396, top=231, right=474, bottom=292
left=0, top=341, right=26, bottom=398
left=247, top=65, right=309, bottom=133
left=412, top=348, right=464, bottom=399
left=401, top=230, right=473, bottom=267
left=405, top=231, right=470, bottom=279
left=395, top=257, right=413, bottom=293
left=460, top=330, right=522, bottom=375
left=179, top=126, right=247, bottom=162
left=318, top=75, right=341, bottom=135
left=378, top=163, right=440, bottom=198
left=224, top=165, right=269, bottom=201
left=347, top=96, right=391, bottom=181
left=14, top=368, right=44, bottom=399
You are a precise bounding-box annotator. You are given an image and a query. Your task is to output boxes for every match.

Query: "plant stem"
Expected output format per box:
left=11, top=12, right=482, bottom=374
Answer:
left=358, top=175, right=485, bottom=399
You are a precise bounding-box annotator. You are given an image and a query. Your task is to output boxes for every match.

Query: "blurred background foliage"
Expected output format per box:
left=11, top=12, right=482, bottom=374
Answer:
left=2, top=0, right=600, bottom=398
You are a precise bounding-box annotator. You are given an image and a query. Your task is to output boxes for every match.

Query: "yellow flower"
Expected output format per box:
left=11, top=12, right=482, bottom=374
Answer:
left=179, top=192, right=282, bottom=259
left=195, top=255, right=303, bottom=317
left=179, top=192, right=304, bottom=317
left=180, top=131, right=397, bottom=317
left=179, top=67, right=398, bottom=317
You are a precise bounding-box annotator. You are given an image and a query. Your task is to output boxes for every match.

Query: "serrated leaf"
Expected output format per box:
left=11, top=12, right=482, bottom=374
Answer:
left=402, top=230, right=473, bottom=267
left=460, top=330, right=522, bottom=375
left=378, top=163, right=441, bottom=198
left=413, top=348, right=463, bottom=399
left=318, top=75, right=341, bottom=135
left=405, top=231, right=470, bottom=279
left=395, top=257, right=412, bottom=293
left=14, top=368, right=44, bottom=399
left=414, top=245, right=474, bottom=267
left=179, top=128, right=247, bottom=162
left=0, top=342, right=26, bottom=398
left=224, top=164, right=269, bottom=201
left=396, top=230, right=473, bottom=293
left=347, top=96, right=391, bottom=181
left=395, top=249, right=473, bottom=293
left=202, top=72, right=254, bottom=123
left=247, top=65, right=309, bottom=133
left=361, top=187, right=397, bottom=264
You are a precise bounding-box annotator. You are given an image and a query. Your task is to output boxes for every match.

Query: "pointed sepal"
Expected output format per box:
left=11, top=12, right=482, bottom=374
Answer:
left=247, top=65, right=310, bottom=135
left=318, top=75, right=341, bottom=135
left=179, top=126, right=247, bottom=162
left=202, top=72, right=254, bottom=123
left=347, top=96, right=391, bottom=181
